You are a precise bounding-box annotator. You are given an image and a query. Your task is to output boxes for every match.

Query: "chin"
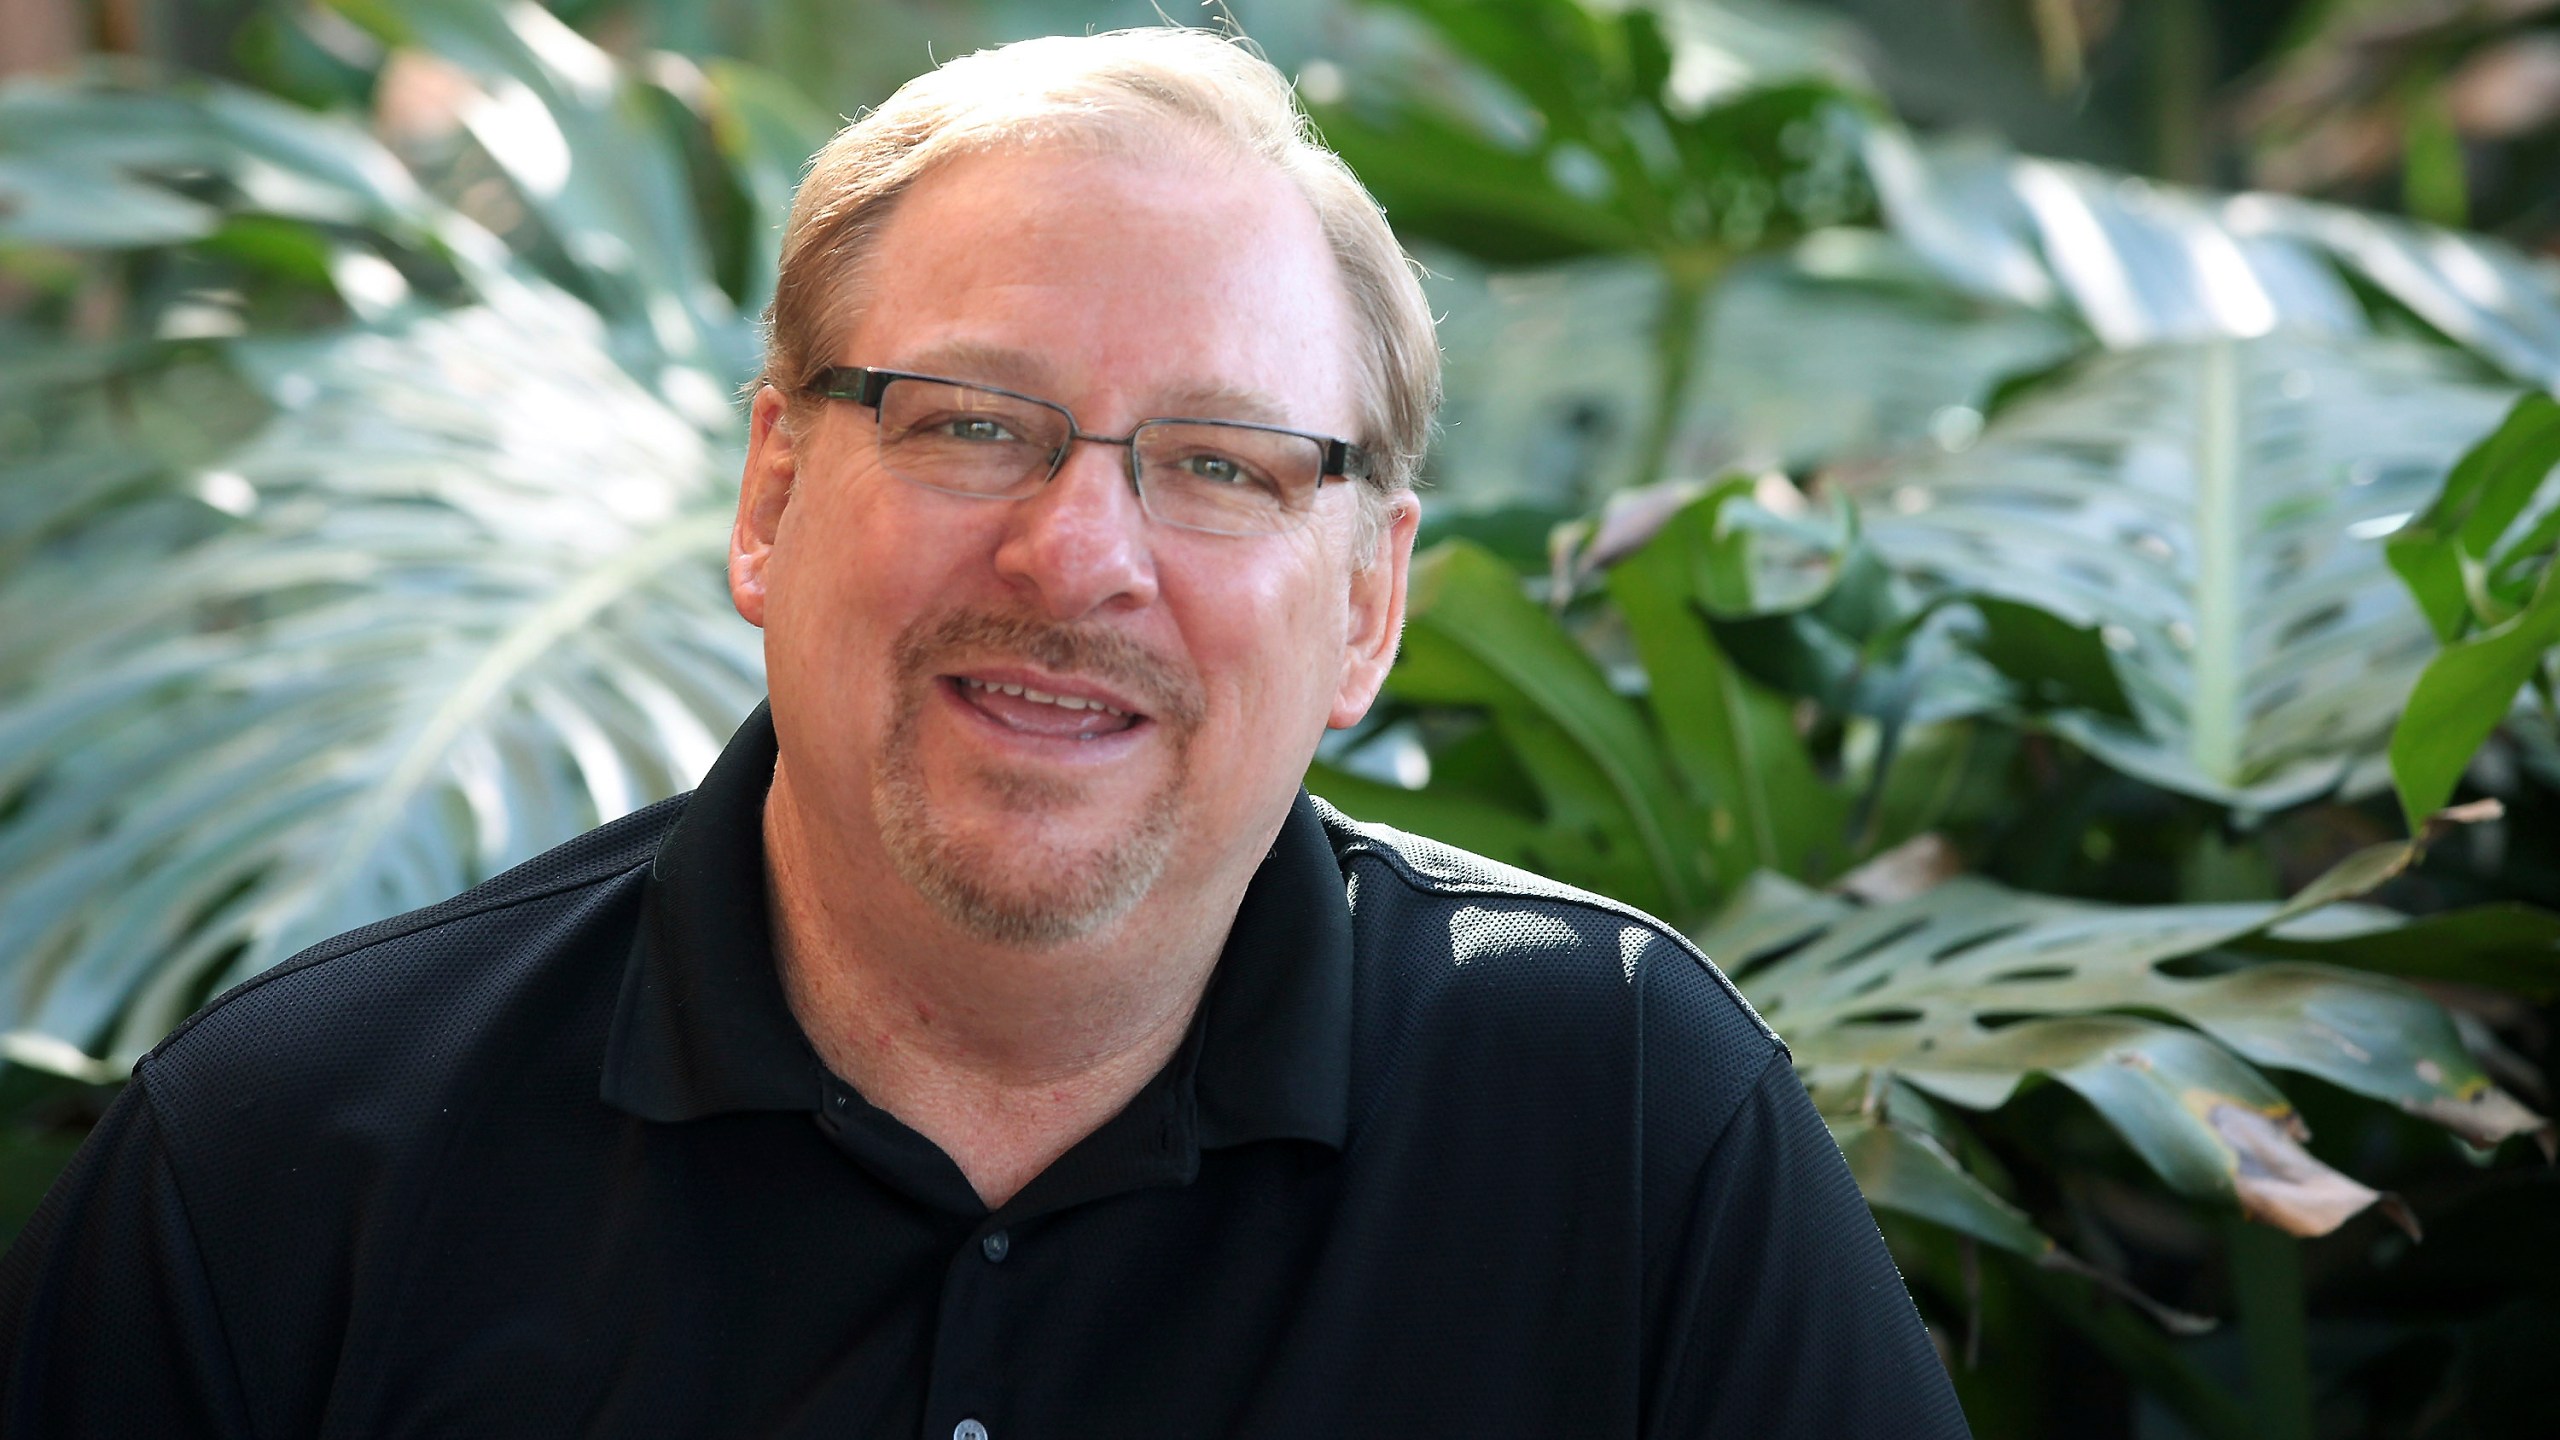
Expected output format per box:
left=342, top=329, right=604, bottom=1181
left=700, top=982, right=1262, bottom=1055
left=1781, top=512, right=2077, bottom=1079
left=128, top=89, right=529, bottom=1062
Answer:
left=871, top=760, right=1186, bottom=947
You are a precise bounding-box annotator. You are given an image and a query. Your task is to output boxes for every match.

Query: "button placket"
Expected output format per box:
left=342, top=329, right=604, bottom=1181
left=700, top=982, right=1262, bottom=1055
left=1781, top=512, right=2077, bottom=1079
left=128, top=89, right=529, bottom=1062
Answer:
left=926, top=1214, right=1018, bottom=1440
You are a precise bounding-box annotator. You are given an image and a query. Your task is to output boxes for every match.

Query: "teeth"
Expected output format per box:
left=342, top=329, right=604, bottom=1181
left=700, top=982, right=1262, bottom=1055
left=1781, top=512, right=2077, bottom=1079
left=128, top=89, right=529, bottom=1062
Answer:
left=961, top=677, right=1128, bottom=717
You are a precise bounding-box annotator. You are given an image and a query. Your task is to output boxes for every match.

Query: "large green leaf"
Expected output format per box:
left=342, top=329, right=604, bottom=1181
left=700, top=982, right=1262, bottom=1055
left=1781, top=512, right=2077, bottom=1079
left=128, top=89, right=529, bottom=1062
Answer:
left=1867, top=136, right=2366, bottom=346
left=1420, top=238, right=2083, bottom=506
left=1314, top=498, right=1885, bottom=920
left=2384, top=394, right=2560, bottom=642
left=1829, top=1115, right=2210, bottom=1332
left=1867, top=132, right=2560, bottom=390
left=2382, top=393, right=2560, bottom=825
left=0, top=153, right=218, bottom=246
left=0, top=293, right=761, bottom=1079
left=1855, top=333, right=2522, bottom=809
left=1698, top=868, right=2546, bottom=1234
left=2244, top=901, right=2560, bottom=1002
left=1604, top=482, right=1844, bottom=881
left=1356, top=540, right=1714, bottom=918
left=2251, top=196, right=2560, bottom=393
left=336, top=0, right=824, bottom=433
left=2389, top=566, right=2560, bottom=825
left=365, top=0, right=746, bottom=379
left=0, top=53, right=787, bottom=1076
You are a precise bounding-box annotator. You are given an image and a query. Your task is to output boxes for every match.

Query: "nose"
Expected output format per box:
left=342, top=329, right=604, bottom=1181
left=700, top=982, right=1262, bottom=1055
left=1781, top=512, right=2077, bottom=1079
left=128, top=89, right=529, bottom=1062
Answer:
left=990, top=435, right=1161, bottom=619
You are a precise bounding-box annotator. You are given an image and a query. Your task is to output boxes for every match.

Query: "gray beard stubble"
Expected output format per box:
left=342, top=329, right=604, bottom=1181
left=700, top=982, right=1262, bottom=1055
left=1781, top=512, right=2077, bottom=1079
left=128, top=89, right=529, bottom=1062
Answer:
left=870, top=610, right=1204, bottom=946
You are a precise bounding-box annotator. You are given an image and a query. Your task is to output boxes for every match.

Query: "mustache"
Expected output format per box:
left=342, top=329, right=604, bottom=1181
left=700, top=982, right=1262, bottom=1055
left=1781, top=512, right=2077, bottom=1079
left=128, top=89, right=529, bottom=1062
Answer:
left=893, top=610, right=1206, bottom=728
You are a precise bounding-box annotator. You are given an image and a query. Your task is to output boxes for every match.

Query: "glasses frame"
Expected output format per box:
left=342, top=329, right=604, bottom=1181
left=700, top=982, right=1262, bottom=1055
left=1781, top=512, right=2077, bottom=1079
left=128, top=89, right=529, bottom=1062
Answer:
left=803, top=365, right=1374, bottom=536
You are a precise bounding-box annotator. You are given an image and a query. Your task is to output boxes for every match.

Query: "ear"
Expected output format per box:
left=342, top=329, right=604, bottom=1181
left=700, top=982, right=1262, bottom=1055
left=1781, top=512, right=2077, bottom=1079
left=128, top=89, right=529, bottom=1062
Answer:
left=1329, top=491, right=1422, bottom=729
left=731, top=385, right=797, bottom=629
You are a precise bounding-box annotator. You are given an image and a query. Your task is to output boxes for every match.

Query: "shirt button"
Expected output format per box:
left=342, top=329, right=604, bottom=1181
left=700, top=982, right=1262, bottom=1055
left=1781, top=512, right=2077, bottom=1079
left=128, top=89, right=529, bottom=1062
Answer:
left=980, top=1230, right=1011, bottom=1263
left=954, top=1421, right=989, bottom=1440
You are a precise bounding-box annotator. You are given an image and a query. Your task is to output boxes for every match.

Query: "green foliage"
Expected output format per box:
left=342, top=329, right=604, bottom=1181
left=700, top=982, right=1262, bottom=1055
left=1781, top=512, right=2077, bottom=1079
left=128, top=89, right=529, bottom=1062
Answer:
left=1605, top=480, right=1844, bottom=883
left=1324, top=477, right=2554, bottom=1246
left=2387, top=395, right=2560, bottom=827
left=1303, top=20, right=2560, bottom=1432
left=0, top=9, right=824, bottom=1074
left=1860, top=333, right=2520, bottom=811
left=1315, top=482, right=1872, bottom=918
left=1316, top=539, right=1718, bottom=917
left=1308, top=0, right=1876, bottom=266
left=1307, top=0, right=1878, bottom=491
left=10, top=0, right=2560, bottom=1430
left=1705, top=863, right=2539, bottom=1220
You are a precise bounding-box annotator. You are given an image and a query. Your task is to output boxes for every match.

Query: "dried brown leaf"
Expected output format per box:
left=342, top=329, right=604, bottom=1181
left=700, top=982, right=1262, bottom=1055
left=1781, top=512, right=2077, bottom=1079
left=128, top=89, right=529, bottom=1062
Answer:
left=2208, top=1101, right=2381, bottom=1237
left=1833, top=832, right=1964, bottom=904
left=2402, top=1084, right=2551, bottom=1149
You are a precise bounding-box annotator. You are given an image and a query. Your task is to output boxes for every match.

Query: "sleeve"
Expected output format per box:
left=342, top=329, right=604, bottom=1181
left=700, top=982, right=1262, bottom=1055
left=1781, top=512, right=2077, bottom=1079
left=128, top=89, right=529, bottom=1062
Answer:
left=0, top=1071, right=257, bottom=1438
left=1642, top=1049, right=1974, bottom=1439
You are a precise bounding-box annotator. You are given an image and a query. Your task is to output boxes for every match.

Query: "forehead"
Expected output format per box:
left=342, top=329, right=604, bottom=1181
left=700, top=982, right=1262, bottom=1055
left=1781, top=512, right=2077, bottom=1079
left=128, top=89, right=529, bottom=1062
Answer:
left=840, top=139, right=1362, bottom=432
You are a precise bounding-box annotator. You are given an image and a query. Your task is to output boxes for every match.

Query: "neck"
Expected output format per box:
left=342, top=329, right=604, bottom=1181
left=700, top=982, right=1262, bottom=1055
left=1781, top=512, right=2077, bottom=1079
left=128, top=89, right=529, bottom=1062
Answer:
left=762, top=757, right=1254, bottom=1207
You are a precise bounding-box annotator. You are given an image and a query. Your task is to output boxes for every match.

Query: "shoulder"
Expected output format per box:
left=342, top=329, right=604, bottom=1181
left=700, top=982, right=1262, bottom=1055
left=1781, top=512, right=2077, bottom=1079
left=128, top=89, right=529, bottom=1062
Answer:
left=1311, top=796, right=1783, bottom=1115
left=139, top=794, right=687, bottom=1149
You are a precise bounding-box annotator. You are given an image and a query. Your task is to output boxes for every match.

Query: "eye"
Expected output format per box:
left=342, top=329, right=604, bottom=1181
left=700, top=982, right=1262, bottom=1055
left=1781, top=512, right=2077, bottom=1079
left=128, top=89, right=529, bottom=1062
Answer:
left=939, top=415, right=1019, bottom=444
left=1181, top=452, right=1246, bottom=485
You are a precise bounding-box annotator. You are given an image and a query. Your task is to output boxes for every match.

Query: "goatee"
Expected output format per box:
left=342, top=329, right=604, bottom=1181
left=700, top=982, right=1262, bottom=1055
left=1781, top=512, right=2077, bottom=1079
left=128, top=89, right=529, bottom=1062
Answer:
left=870, top=610, right=1204, bottom=946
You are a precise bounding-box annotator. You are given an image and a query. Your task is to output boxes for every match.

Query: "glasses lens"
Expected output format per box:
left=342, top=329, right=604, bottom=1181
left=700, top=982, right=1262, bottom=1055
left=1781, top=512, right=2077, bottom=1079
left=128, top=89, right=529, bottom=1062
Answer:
left=874, top=379, right=1068, bottom=498
left=1135, top=422, right=1323, bottom=535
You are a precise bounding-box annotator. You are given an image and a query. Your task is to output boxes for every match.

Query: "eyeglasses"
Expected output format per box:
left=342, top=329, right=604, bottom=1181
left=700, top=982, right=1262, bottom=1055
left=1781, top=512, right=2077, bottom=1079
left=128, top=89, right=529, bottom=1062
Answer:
left=804, top=367, right=1374, bottom=537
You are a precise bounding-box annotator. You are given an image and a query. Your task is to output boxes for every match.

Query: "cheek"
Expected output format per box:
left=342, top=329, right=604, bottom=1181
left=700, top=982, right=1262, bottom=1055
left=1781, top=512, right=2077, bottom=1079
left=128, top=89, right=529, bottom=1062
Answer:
left=1174, top=550, right=1350, bottom=720
left=768, top=479, right=938, bottom=691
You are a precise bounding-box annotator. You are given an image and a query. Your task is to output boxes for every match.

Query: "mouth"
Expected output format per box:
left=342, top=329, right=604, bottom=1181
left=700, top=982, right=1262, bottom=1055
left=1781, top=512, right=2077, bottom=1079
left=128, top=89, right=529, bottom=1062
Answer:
left=945, top=672, right=1149, bottom=741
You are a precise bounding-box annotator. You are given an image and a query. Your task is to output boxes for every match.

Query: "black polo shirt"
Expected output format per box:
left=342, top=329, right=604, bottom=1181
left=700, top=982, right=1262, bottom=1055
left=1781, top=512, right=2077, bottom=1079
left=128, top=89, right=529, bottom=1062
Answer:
left=0, top=705, right=1969, bottom=1439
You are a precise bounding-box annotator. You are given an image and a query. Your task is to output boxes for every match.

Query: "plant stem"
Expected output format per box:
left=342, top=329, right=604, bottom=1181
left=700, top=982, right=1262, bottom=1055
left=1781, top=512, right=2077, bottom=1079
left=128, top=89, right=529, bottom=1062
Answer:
left=2009, top=1258, right=2253, bottom=1440
left=2149, top=0, right=2213, bottom=186
left=2190, top=341, right=2243, bottom=787
left=2401, top=66, right=2470, bottom=230
left=2226, top=1217, right=2313, bottom=1440
left=1626, top=249, right=1722, bottom=499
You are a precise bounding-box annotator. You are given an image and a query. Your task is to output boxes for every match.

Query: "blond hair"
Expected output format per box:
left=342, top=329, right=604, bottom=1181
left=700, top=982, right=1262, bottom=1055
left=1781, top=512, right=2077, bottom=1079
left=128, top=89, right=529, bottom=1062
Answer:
left=760, top=27, right=1440, bottom=506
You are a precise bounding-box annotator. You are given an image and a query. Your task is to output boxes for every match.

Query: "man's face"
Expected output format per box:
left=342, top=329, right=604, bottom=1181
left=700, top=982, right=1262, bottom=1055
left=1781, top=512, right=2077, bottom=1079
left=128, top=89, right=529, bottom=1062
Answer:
left=731, top=139, right=1417, bottom=946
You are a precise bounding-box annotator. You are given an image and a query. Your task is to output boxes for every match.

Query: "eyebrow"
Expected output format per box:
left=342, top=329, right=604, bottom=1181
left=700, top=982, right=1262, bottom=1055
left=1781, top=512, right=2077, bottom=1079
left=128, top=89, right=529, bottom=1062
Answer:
left=888, top=340, right=1296, bottom=428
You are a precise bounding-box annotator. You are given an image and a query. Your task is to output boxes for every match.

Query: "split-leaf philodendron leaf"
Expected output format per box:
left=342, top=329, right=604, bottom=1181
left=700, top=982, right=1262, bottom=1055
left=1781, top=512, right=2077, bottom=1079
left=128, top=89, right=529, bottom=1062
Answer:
left=1697, top=858, right=2548, bottom=1240
left=1856, top=333, right=2521, bottom=810
left=0, top=23, right=813, bottom=1077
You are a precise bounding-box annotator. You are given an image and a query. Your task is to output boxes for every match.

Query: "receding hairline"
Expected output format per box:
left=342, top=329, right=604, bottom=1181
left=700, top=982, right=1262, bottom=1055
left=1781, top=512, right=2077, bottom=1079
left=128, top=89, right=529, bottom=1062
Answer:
left=759, top=26, right=1440, bottom=546
left=805, top=131, right=1368, bottom=414
left=779, top=122, right=1362, bottom=388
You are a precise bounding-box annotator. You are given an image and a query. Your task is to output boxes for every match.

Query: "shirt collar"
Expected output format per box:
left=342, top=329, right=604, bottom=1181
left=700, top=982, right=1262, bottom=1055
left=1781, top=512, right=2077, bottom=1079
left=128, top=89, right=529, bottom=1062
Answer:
left=601, top=701, right=1353, bottom=1156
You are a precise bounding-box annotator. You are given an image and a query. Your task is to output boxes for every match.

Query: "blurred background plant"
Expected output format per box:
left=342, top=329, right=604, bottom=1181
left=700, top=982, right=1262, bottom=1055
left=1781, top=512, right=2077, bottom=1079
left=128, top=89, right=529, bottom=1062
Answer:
left=5, top=1, right=2560, bottom=1435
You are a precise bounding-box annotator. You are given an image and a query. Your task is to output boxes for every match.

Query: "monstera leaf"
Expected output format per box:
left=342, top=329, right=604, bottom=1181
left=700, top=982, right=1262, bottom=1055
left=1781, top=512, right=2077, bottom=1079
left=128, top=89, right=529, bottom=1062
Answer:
left=1854, top=331, right=2523, bottom=810
left=1867, top=132, right=2560, bottom=390
left=0, top=13, right=820, bottom=1077
left=1421, top=237, right=2084, bottom=505
left=0, top=302, right=758, bottom=1078
left=1699, top=862, right=2549, bottom=1241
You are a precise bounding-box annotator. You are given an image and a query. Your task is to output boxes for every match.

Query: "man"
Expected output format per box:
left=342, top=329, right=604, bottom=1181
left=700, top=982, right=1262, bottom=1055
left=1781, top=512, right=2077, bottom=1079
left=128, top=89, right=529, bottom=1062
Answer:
left=0, top=28, right=1969, bottom=1439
